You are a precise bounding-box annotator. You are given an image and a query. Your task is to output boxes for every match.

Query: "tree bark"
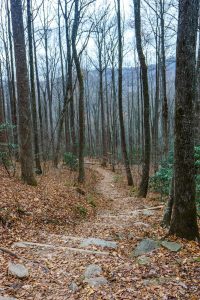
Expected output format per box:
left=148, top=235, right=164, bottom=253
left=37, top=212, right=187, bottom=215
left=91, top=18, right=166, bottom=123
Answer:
left=195, top=28, right=200, bottom=145
left=27, top=0, right=42, bottom=174
left=117, top=0, right=134, bottom=186
left=160, top=0, right=169, bottom=157
left=11, top=0, right=36, bottom=186
left=169, top=0, right=199, bottom=240
left=72, top=0, right=85, bottom=183
left=0, top=61, right=6, bottom=150
left=7, top=0, right=18, bottom=148
left=134, top=0, right=150, bottom=197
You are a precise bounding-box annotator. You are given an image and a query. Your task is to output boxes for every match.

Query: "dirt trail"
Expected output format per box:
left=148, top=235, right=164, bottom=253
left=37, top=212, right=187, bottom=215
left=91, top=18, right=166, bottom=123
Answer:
left=7, top=165, right=153, bottom=299
left=2, top=165, right=198, bottom=300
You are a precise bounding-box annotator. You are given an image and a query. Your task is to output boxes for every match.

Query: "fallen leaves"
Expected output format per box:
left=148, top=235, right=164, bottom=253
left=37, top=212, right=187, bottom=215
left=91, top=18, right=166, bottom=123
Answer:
left=0, top=163, right=199, bottom=299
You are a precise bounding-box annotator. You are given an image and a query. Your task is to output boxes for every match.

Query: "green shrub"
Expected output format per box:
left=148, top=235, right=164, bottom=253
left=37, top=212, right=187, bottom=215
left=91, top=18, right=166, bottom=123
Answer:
left=75, top=205, right=87, bottom=217
left=150, top=151, right=173, bottom=198
left=113, top=174, right=123, bottom=183
left=150, top=147, right=200, bottom=209
left=86, top=194, right=96, bottom=208
left=63, top=152, right=78, bottom=171
left=150, top=166, right=172, bottom=196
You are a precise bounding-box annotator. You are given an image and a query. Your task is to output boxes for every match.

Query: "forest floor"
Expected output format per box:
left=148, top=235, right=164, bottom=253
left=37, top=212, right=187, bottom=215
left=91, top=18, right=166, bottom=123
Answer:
left=0, top=161, right=199, bottom=300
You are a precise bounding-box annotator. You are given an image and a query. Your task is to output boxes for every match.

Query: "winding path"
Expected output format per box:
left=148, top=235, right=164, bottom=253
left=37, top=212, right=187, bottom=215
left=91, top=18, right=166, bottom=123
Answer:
left=8, top=165, right=161, bottom=299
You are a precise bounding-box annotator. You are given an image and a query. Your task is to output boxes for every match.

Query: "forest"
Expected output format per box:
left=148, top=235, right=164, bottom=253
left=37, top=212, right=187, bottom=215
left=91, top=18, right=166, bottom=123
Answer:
left=0, top=0, right=199, bottom=299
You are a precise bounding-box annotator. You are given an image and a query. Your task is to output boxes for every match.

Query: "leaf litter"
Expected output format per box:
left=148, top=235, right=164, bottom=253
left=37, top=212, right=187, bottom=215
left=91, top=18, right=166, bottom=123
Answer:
left=0, top=162, right=199, bottom=299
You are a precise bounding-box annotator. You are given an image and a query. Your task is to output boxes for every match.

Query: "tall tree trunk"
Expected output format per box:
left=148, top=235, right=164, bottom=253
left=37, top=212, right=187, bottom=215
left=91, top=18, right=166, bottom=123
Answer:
left=134, top=0, right=150, bottom=197
left=7, top=0, right=18, bottom=148
left=160, top=0, right=168, bottom=157
left=153, top=7, right=160, bottom=171
left=0, top=61, right=6, bottom=151
left=117, top=0, right=133, bottom=186
left=72, top=0, right=85, bottom=183
left=43, top=5, right=54, bottom=157
left=169, top=0, right=199, bottom=240
left=27, top=0, right=42, bottom=174
left=195, top=28, right=200, bottom=145
left=32, top=22, right=44, bottom=159
left=10, top=0, right=36, bottom=186
left=111, top=63, right=117, bottom=172
left=99, top=65, right=107, bottom=167
left=65, top=0, right=76, bottom=155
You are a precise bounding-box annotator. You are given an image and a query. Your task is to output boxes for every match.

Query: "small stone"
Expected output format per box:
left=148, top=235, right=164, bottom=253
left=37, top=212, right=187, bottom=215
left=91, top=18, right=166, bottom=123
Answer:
left=142, top=210, right=155, bottom=216
left=13, top=242, right=28, bottom=248
left=84, top=264, right=102, bottom=279
left=133, top=239, right=160, bottom=257
left=69, top=282, right=79, bottom=292
left=137, top=255, right=151, bottom=265
left=85, top=276, right=108, bottom=288
left=8, top=262, right=29, bottom=279
left=161, top=241, right=182, bottom=252
left=80, top=238, right=117, bottom=249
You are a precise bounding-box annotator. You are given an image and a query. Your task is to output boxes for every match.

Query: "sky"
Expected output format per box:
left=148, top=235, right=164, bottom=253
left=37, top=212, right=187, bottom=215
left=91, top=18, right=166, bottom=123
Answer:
left=0, top=0, right=177, bottom=73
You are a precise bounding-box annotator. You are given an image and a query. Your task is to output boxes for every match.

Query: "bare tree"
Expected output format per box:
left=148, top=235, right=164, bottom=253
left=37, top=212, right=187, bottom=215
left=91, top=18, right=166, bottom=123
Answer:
left=72, top=0, right=85, bottom=183
left=92, top=7, right=110, bottom=167
left=27, top=0, right=42, bottom=174
left=134, top=0, right=150, bottom=197
left=117, top=0, right=134, bottom=186
left=10, top=0, right=36, bottom=185
left=160, top=0, right=169, bottom=157
left=0, top=59, right=6, bottom=151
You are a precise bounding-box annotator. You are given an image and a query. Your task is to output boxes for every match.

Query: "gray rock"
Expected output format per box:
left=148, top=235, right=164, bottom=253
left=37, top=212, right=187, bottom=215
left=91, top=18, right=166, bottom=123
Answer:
left=137, top=255, right=151, bottom=265
left=133, top=239, right=160, bottom=256
left=84, top=264, right=102, bottom=279
left=85, top=276, right=108, bottom=288
left=80, top=238, right=117, bottom=249
left=142, top=210, right=155, bottom=216
left=161, top=241, right=182, bottom=252
left=69, top=282, right=79, bottom=292
left=8, top=262, right=29, bottom=279
left=0, top=297, right=17, bottom=300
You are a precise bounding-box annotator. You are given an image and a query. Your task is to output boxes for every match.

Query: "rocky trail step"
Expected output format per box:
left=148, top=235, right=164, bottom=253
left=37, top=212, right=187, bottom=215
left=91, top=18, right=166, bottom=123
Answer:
left=12, top=236, right=119, bottom=256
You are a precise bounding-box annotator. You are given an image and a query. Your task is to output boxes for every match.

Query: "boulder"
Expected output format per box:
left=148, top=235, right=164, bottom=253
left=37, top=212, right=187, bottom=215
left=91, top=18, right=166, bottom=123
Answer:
left=161, top=241, right=182, bottom=252
left=84, top=264, right=102, bottom=279
left=81, top=238, right=117, bottom=249
left=85, top=277, right=108, bottom=288
left=84, top=264, right=108, bottom=288
left=133, top=239, right=160, bottom=256
left=8, top=263, right=29, bottom=279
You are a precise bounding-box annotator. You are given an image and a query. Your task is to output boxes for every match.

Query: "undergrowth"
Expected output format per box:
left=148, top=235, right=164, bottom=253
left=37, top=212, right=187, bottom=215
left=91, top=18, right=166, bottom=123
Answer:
left=150, top=146, right=200, bottom=210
